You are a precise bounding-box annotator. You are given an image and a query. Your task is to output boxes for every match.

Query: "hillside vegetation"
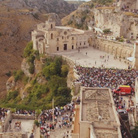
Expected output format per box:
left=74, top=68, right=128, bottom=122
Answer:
left=0, top=0, right=77, bottom=98
left=0, top=42, right=72, bottom=110
left=62, top=0, right=114, bottom=29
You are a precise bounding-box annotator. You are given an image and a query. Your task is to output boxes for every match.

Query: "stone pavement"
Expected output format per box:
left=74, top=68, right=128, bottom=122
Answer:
left=50, top=127, right=71, bottom=138
left=7, top=119, right=34, bottom=138
left=56, top=47, right=128, bottom=69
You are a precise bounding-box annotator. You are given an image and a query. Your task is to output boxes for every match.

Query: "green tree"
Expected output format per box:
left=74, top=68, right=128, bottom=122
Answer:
left=55, top=95, right=71, bottom=106
left=27, top=54, right=35, bottom=64
left=35, top=109, right=42, bottom=118
left=42, top=63, right=57, bottom=79
left=103, top=29, right=111, bottom=34
left=29, top=63, right=35, bottom=74
left=13, top=70, right=24, bottom=82
left=48, top=76, right=67, bottom=92
left=57, top=87, right=71, bottom=97
left=131, top=122, right=138, bottom=138
left=23, top=41, right=33, bottom=58
left=7, top=90, right=19, bottom=101
left=61, top=65, right=69, bottom=77
left=54, top=57, right=62, bottom=76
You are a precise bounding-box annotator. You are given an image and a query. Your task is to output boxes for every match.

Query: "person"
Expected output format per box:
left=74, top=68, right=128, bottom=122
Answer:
left=9, top=120, right=12, bottom=129
left=63, top=132, right=66, bottom=138
left=29, top=133, right=34, bottom=138
left=86, top=52, right=87, bottom=55
left=66, top=131, right=69, bottom=137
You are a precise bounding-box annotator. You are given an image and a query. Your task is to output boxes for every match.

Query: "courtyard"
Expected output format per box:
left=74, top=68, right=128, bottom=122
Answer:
left=7, top=119, right=34, bottom=138
left=55, top=47, right=129, bottom=69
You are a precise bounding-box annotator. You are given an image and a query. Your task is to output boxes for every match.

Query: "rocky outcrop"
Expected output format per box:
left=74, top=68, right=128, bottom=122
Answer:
left=0, top=0, right=77, bottom=97
left=6, top=76, right=15, bottom=91
left=5, top=0, right=77, bottom=18
left=21, top=59, right=32, bottom=77
left=62, top=1, right=138, bottom=39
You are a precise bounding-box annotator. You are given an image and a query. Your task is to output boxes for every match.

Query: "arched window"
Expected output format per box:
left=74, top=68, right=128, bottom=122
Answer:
left=51, top=33, right=53, bottom=39
left=51, top=24, right=53, bottom=29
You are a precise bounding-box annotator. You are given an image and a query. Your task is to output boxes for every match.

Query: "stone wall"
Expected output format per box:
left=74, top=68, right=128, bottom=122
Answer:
left=133, top=42, right=138, bottom=69
left=0, top=132, right=26, bottom=138
left=135, top=78, right=138, bottom=121
left=1, top=111, right=12, bottom=132
left=12, top=114, right=35, bottom=120
left=94, top=37, right=133, bottom=65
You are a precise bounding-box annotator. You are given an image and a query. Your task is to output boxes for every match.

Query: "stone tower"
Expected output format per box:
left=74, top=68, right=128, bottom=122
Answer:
left=45, top=18, right=55, bottom=30
left=133, top=41, right=138, bottom=70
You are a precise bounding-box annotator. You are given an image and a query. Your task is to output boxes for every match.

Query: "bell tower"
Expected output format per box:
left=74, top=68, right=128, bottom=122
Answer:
left=45, top=18, right=55, bottom=30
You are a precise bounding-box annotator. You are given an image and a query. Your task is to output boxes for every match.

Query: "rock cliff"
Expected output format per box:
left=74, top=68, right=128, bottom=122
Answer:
left=62, top=0, right=138, bottom=39
left=0, top=0, right=77, bottom=97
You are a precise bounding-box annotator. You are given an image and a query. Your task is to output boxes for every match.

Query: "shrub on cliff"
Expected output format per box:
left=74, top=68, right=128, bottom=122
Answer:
left=7, top=90, right=19, bottom=101
left=3, top=56, right=71, bottom=110
left=92, top=0, right=113, bottom=5
left=103, top=29, right=111, bottom=34
left=23, top=41, right=33, bottom=58
left=29, top=63, right=35, bottom=74
left=42, top=57, right=62, bottom=79
left=61, top=65, right=69, bottom=77
left=13, top=70, right=24, bottom=82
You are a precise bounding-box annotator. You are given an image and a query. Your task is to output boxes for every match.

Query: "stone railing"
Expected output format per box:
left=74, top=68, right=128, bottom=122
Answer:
left=97, top=37, right=133, bottom=48
left=12, top=114, right=35, bottom=120
left=0, top=110, right=12, bottom=132
left=0, top=132, right=27, bottom=138
left=62, top=55, right=75, bottom=68
left=70, top=105, right=79, bottom=138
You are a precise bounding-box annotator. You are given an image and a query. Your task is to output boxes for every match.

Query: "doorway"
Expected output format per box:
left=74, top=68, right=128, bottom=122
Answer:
left=64, top=44, right=67, bottom=50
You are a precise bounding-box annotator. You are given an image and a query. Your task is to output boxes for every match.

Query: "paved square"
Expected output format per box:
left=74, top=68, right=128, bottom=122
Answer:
left=55, top=47, right=129, bottom=69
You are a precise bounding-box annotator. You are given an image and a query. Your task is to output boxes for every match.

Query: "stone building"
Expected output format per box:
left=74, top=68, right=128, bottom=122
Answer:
left=94, top=37, right=133, bottom=60
left=71, top=87, right=122, bottom=138
left=117, top=0, right=138, bottom=9
left=32, top=19, right=93, bottom=54
left=93, top=8, right=138, bottom=40
left=133, top=41, right=138, bottom=69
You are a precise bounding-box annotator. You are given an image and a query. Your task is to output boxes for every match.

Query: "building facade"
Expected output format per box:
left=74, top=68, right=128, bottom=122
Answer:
left=133, top=41, right=138, bottom=69
left=32, top=19, right=93, bottom=54
left=71, top=87, right=122, bottom=138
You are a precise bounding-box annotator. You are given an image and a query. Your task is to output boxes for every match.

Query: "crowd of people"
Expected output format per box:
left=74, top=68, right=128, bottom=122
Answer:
left=75, top=66, right=138, bottom=90
left=0, top=108, right=9, bottom=123
left=15, top=110, right=35, bottom=116
left=114, top=93, right=134, bottom=109
left=40, top=103, right=74, bottom=138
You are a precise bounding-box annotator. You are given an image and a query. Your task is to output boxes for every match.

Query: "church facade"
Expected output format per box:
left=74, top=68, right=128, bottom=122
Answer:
left=32, top=19, right=93, bottom=54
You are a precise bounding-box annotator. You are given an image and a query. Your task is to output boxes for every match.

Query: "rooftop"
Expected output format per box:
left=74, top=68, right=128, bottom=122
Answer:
left=80, top=87, right=121, bottom=138
left=55, top=26, right=85, bottom=35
